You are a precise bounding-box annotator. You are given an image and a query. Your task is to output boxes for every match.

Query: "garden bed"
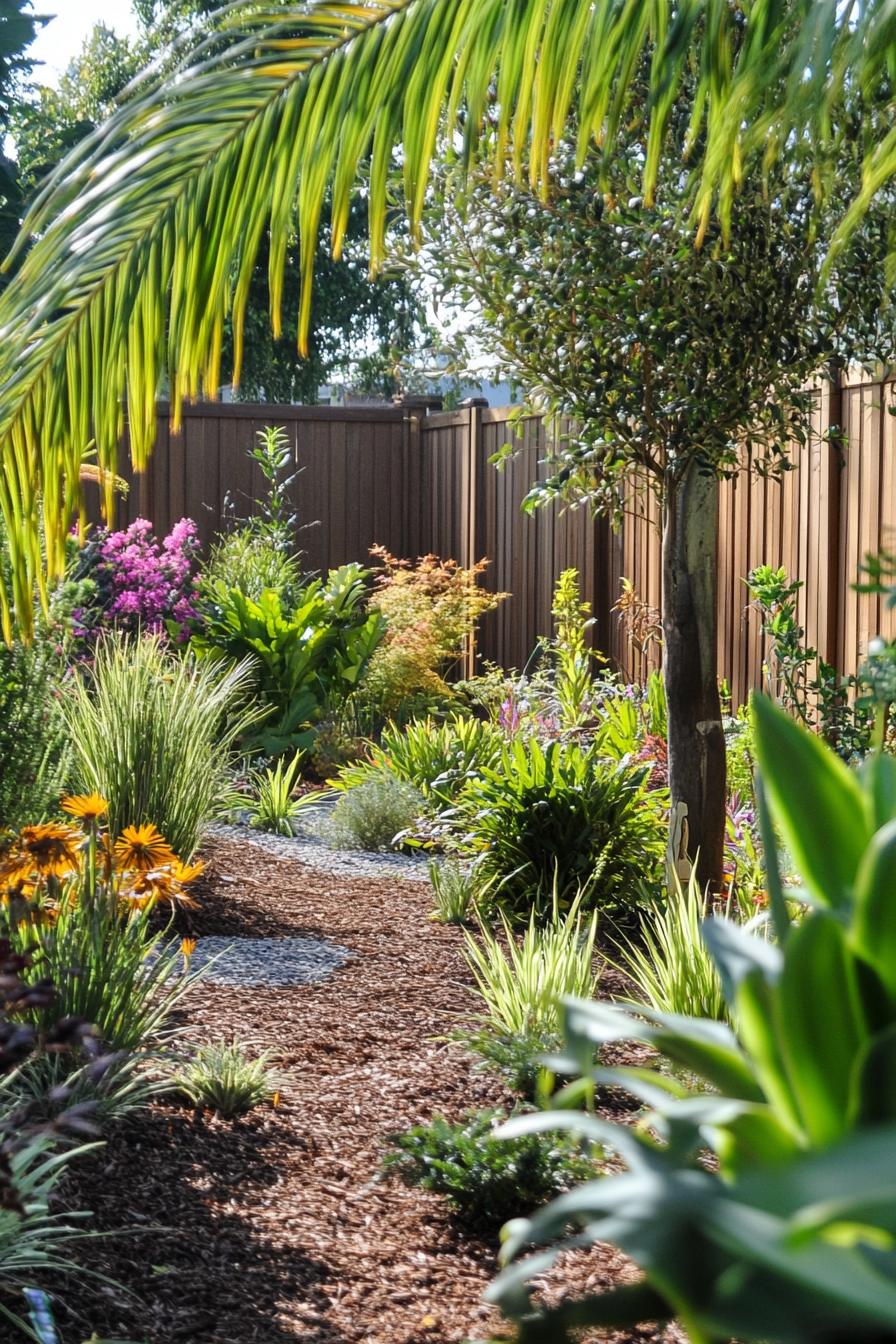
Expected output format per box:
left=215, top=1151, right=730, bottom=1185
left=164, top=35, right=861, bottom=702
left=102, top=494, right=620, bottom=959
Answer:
left=52, top=833, right=682, bottom=1344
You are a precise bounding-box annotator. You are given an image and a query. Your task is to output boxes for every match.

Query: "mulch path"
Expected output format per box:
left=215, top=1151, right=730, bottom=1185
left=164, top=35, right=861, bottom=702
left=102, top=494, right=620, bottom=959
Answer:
left=49, top=835, right=683, bottom=1344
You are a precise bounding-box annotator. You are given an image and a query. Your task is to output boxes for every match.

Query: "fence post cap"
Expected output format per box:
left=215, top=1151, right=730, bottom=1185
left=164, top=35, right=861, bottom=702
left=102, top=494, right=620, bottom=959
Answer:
left=392, top=393, right=445, bottom=413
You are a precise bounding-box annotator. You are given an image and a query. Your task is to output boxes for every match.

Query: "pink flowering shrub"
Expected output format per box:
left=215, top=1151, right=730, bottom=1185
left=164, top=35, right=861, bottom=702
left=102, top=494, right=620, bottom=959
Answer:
left=72, top=517, right=200, bottom=642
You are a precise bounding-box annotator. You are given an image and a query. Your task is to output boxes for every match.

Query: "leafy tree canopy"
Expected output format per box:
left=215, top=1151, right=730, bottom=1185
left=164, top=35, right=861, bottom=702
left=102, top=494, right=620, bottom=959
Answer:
left=419, top=88, right=896, bottom=519
left=0, top=0, right=44, bottom=280
left=8, top=0, right=430, bottom=403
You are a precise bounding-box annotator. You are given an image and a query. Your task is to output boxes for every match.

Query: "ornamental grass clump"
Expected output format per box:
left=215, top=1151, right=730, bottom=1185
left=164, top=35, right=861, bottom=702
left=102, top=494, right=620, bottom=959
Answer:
left=428, top=859, right=483, bottom=925
left=223, top=752, right=327, bottom=837
left=62, top=633, right=258, bottom=858
left=616, top=871, right=729, bottom=1023
left=462, top=891, right=600, bottom=1040
left=172, top=1042, right=278, bottom=1118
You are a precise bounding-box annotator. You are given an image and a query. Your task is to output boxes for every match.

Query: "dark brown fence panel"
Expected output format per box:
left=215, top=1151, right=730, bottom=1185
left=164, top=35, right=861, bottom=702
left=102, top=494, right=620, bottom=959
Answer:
left=471, top=410, right=603, bottom=672
left=105, top=402, right=409, bottom=573
left=85, top=376, right=896, bottom=695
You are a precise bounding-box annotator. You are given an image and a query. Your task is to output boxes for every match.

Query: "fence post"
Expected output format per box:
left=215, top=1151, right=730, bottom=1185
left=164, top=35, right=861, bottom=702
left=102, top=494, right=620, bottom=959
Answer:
left=460, top=397, right=488, bottom=677
left=821, top=363, right=844, bottom=671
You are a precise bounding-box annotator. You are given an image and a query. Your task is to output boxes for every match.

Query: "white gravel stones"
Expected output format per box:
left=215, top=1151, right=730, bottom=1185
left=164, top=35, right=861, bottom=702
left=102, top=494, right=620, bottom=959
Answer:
left=207, top=819, right=434, bottom=883
left=190, top=934, right=351, bottom=987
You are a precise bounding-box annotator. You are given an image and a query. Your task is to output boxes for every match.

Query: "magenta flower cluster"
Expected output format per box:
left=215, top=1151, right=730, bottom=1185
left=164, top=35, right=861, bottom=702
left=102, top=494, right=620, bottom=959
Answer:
left=74, top=517, right=200, bottom=642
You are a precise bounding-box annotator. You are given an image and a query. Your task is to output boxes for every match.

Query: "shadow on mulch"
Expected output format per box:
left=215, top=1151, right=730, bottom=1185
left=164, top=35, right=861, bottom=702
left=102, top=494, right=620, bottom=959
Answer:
left=178, top=863, right=330, bottom=943
left=49, top=1107, right=344, bottom=1344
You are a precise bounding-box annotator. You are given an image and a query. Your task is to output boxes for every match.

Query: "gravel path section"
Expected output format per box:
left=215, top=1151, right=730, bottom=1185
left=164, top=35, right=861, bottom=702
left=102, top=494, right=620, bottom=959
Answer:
left=190, top=934, right=351, bottom=987
left=207, top=817, right=434, bottom=882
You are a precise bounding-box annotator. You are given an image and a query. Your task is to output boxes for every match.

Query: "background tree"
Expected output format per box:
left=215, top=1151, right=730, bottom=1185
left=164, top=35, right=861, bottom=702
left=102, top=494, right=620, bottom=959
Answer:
left=412, top=99, right=895, bottom=887
left=0, top=0, right=45, bottom=282
left=8, top=0, right=430, bottom=402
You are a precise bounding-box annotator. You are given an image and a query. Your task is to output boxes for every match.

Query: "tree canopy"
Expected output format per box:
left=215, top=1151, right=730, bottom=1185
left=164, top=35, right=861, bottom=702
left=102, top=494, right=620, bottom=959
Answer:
left=0, top=0, right=894, bottom=632
left=8, top=2, right=428, bottom=408
left=420, top=102, right=896, bottom=518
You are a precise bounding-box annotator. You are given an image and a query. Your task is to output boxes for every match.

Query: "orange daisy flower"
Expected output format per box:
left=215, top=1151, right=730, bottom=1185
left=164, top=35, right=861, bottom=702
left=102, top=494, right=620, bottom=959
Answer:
left=8, top=823, right=82, bottom=879
left=123, top=869, right=197, bottom=911
left=62, top=793, right=109, bottom=823
left=114, top=824, right=176, bottom=873
left=171, top=859, right=205, bottom=886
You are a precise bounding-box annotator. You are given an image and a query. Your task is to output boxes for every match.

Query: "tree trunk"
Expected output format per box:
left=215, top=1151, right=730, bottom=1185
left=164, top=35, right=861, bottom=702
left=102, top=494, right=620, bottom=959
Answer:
left=662, top=459, right=726, bottom=894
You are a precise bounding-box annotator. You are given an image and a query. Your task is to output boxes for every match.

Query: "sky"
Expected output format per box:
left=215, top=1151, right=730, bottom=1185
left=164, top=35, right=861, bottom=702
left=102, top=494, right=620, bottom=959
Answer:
left=29, top=2, right=141, bottom=86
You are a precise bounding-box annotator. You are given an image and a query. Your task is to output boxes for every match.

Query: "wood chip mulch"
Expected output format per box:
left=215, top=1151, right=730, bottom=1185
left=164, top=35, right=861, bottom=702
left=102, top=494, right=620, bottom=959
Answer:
left=48, top=835, right=684, bottom=1344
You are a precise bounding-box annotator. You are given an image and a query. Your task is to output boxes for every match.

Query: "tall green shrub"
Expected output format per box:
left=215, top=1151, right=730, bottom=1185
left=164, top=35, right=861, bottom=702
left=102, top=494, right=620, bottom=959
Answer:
left=62, top=634, right=257, bottom=856
left=192, top=564, right=384, bottom=756
left=454, top=738, right=666, bottom=919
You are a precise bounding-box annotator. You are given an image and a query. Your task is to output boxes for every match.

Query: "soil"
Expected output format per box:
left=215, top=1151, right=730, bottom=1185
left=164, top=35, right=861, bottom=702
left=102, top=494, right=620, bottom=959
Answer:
left=47, top=836, right=684, bottom=1344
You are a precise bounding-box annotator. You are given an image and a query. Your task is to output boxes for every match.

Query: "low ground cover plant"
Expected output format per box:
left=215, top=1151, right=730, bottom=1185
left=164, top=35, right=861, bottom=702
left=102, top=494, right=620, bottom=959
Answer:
left=63, top=634, right=258, bottom=857
left=320, top=771, right=424, bottom=852
left=453, top=737, right=666, bottom=919
left=172, top=1042, right=278, bottom=1118
left=383, top=1108, right=593, bottom=1229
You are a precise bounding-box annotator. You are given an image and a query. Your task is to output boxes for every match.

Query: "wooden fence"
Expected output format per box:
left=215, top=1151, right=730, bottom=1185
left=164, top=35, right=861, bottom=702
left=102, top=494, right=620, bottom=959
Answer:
left=100, top=374, right=896, bottom=699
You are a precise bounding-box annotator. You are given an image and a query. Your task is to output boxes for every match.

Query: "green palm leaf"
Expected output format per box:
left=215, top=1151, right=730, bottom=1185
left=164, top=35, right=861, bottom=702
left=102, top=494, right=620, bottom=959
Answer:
left=0, top=0, right=892, bottom=634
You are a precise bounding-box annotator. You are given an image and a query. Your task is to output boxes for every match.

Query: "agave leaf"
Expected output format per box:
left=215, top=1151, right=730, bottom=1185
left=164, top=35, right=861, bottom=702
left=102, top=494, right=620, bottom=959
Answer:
left=851, top=817, right=896, bottom=1000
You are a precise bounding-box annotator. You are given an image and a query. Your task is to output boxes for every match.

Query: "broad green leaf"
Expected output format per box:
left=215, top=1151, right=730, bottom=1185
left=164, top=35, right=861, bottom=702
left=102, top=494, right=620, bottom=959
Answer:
left=858, top=751, right=896, bottom=833
left=853, top=1022, right=896, bottom=1126
left=732, top=966, right=803, bottom=1142
left=851, top=817, right=896, bottom=999
left=563, top=998, right=764, bottom=1102
left=751, top=694, right=868, bottom=908
left=777, top=914, right=868, bottom=1146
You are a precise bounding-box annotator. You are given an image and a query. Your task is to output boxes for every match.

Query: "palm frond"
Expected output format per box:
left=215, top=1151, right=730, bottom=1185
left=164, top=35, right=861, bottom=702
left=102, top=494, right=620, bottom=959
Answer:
left=0, top=0, right=892, bottom=634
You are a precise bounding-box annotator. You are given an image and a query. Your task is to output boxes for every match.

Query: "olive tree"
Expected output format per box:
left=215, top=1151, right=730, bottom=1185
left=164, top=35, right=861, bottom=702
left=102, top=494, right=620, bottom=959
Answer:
left=419, top=106, right=896, bottom=888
